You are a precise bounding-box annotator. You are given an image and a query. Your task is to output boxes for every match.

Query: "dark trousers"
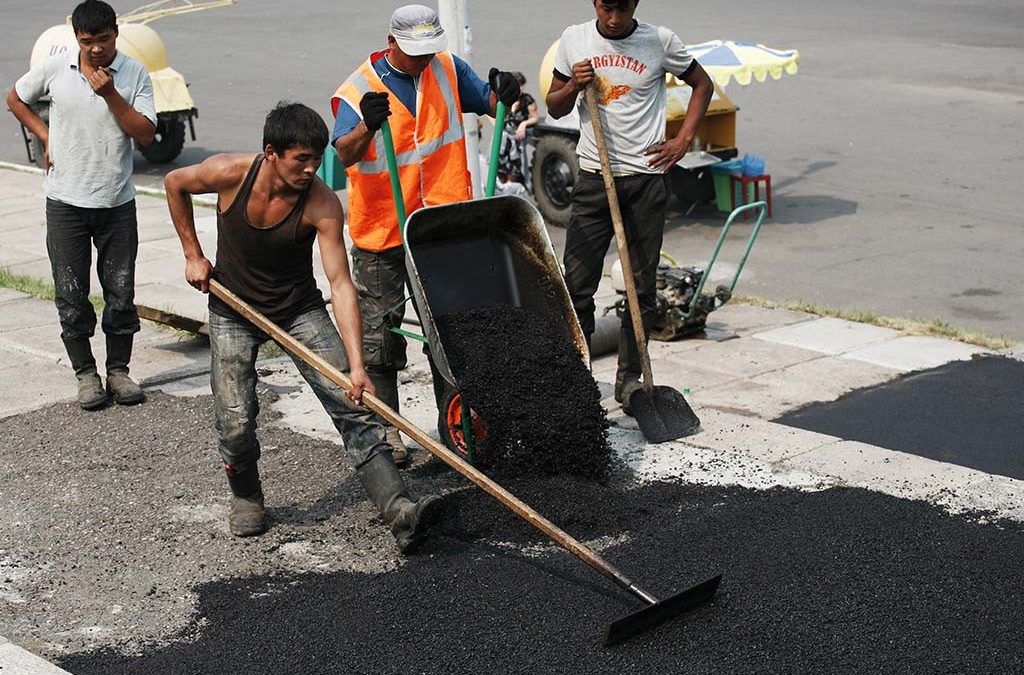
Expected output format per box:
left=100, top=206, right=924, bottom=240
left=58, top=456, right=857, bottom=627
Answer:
left=563, top=171, right=668, bottom=387
left=45, top=198, right=140, bottom=339
left=349, top=245, right=445, bottom=412
left=209, top=306, right=391, bottom=473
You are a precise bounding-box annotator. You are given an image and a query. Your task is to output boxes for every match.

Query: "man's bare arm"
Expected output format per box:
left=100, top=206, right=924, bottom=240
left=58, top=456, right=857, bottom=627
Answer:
left=310, top=183, right=375, bottom=404
left=164, top=154, right=249, bottom=292
left=7, top=86, right=50, bottom=166
left=545, top=60, right=595, bottom=119
left=643, top=62, right=715, bottom=173
left=334, top=121, right=376, bottom=167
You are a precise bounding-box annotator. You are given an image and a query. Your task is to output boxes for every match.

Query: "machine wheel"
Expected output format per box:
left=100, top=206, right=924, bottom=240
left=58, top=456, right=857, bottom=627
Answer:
left=25, top=102, right=50, bottom=169
left=669, top=166, right=715, bottom=206
left=437, top=387, right=488, bottom=459
left=531, top=134, right=579, bottom=227
left=140, top=117, right=186, bottom=164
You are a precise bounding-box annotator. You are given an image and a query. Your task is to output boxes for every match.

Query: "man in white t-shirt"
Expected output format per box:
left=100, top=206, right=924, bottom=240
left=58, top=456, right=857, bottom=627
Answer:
left=546, top=0, right=713, bottom=413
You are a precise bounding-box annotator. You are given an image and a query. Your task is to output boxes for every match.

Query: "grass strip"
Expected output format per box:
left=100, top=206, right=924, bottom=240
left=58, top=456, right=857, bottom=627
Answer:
left=732, top=294, right=1018, bottom=351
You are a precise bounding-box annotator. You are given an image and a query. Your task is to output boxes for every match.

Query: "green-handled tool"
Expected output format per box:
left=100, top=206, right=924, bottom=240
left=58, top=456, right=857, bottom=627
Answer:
left=485, top=100, right=507, bottom=198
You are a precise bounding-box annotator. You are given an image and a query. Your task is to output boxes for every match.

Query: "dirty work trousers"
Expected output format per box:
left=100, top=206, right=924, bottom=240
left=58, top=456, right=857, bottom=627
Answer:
left=349, top=244, right=446, bottom=412
left=562, top=171, right=669, bottom=389
left=45, top=198, right=140, bottom=339
left=208, top=305, right=392, bottom=474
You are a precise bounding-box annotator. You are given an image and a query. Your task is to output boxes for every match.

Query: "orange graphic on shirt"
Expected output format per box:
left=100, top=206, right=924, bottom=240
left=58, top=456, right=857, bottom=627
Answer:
left=595, top=74, right=632, bottom=105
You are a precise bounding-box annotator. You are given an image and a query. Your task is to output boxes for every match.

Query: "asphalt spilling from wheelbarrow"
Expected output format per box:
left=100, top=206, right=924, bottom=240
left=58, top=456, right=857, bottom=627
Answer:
left=60, top=477, right=1024, bottom=674
left=436, top=304, right=612, bottom=482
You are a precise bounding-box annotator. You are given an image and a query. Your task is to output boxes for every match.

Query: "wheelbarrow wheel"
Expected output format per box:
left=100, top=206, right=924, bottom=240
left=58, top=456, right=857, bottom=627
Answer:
left=437, top=386, right=488, bottom=459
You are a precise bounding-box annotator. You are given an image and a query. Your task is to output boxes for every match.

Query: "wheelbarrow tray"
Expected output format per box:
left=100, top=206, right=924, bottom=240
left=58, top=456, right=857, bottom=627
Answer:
left=403, top=195, right=587, bottom=390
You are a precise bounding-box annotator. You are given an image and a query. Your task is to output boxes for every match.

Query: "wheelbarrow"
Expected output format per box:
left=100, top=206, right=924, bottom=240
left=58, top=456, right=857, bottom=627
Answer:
left=378, top=106, right=586, bottom=463
left=400, top=195, right=588, bottom=461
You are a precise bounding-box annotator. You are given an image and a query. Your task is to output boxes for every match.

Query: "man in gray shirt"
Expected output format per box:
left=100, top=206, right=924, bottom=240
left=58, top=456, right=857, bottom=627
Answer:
left=546, top=0, right=713, bottom=414
left=7, top=0, right=157, bottom=409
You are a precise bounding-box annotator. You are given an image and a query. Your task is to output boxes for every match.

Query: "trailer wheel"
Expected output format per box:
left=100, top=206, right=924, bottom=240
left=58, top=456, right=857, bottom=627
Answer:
left=140, top=117, right=186, bottom=164
left=438, top=387, right=488, bottom=459
left=531, top=134, right=578, bottom=227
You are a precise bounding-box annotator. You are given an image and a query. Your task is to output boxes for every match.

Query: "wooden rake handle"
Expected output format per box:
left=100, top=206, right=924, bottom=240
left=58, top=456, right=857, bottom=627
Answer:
left=584, top=86, right=656, bottom=394
left=208, top=278, right=657, bottom=604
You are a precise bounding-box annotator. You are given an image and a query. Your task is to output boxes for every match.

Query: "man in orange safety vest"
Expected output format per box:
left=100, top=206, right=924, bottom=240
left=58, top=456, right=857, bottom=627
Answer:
left=331, top=4, right=520, bottom=466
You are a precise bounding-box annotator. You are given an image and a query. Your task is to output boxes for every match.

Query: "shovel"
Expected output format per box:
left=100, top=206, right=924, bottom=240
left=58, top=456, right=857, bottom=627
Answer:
left=209, top=278, right=721, bottom=646
left=584, top=86, right=701, bottom=443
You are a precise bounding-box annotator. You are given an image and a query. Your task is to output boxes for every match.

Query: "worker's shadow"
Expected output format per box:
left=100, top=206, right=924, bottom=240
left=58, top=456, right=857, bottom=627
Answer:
left=265, top=472, right=378, bottom=529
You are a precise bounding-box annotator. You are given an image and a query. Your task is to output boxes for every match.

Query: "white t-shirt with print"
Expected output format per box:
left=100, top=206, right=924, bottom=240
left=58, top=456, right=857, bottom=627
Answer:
left=554, top=20, right=693, bottom=175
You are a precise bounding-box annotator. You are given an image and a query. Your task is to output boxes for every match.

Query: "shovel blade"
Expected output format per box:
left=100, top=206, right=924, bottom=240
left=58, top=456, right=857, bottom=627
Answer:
left=605, top=573, right=722, bottom=646
left=629, top=385, right=701, bottom=443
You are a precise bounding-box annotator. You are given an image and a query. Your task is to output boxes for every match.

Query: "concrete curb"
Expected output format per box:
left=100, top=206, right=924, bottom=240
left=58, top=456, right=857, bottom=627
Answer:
left=0, top=635, right=73, bottom=675
left=0, top=160, right=217, bottom=206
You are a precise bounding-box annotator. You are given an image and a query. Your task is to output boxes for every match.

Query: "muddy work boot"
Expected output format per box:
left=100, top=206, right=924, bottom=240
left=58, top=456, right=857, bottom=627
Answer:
left=389, top=494, right=445, bottom=555
left=63, top=337, right=108, bottom=410
left=105, top=334, right=145, bottom=405
left=358, top=451, right=444, bottom=555
left=106, top=371, right=146, bottom=405
left=226, top=464, right=266, bottom=537
left=614, top=378, right=643, bottom=417
left=386, top=426, right=411, bottom=468
left=77, top=373, right=109, bottom=410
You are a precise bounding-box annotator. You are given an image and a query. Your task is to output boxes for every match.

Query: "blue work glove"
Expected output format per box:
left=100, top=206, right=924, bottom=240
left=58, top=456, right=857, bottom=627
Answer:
left=488, top=68, right=521, bottom=107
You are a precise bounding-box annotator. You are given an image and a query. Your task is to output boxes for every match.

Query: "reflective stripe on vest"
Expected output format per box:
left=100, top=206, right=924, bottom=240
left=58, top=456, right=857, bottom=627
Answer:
left=332, top=52, right=472, bottom=252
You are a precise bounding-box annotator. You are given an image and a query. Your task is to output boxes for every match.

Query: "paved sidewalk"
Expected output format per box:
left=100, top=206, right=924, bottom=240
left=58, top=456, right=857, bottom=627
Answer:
left=2, top=166, right=1023, bottom=670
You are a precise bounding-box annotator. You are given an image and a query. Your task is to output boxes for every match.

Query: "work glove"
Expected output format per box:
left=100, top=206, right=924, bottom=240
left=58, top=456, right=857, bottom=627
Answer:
left=359, top=91, right=391, bottom=132
left=488, top=68, right=521, bottom=108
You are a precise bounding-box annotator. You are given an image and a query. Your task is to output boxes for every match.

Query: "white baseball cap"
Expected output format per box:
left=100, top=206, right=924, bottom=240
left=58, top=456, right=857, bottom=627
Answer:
left=390, top=4, right=448, bottom=56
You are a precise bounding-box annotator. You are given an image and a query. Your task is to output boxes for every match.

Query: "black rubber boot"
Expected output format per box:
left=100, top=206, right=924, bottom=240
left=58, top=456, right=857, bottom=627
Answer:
left=357, top=451, right=444, bottom=555
left=226, top=463, right=266, bottom=537
left=368, top=369, right=410, bottom=467
left=615, top=318, right=651, bottom=416
left=105, top=334, right=145, bottom=405
left=63, top=337, right=108, bottom=410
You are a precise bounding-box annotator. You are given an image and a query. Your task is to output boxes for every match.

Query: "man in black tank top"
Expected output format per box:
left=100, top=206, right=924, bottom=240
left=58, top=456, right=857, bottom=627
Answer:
left=164, top=102, right=442, bottom=553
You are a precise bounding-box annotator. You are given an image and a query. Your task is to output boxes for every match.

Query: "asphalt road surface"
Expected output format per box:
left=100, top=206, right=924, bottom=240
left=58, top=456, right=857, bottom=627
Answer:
left=2, top=0, right=1023, bottom=339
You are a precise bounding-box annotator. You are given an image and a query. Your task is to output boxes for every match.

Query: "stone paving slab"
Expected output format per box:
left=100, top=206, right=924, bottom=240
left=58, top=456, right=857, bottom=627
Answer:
left=662, top=336, right=824, bottom=380
left=778, top=440, right=992, bottom=505
left=705, top=304, right=817, bottom=336
left=0, top=636, right=73, bottom=675
left=0, top=298, right=60, bottom=332
left=676, top=408, right=840, bottom=464
left=754, top=316, right=901, bottom=355
left=841, top=335, right=987, bottom=372
left=0, top=356, right=74, bottom=419
left=0, top=245, right=46, bottom=267
left=697, top=355, right=900, bottom=419
left=0, top=288, right=30, bottom=303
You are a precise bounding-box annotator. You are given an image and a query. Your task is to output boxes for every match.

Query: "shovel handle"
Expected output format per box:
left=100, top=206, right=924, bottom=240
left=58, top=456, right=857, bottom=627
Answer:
left=485, top=101, right=507, bottom=197
left=584, top=86, right=655, bottom=395
left=208, top=278, right=658, bottom=605
left=380, top=120, right=407, bottom=232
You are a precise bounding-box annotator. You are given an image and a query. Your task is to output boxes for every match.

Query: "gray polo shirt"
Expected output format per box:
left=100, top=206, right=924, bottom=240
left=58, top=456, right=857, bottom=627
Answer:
left=15, top=50, right=156, bottom=209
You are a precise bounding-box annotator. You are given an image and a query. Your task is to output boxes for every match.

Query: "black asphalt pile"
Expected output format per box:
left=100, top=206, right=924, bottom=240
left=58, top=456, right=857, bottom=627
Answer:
left=436, top=304, right=611, bottom=481
left=776, top=355, right=1024, bottom=479
left=62, top=481, right=1024, bottom=675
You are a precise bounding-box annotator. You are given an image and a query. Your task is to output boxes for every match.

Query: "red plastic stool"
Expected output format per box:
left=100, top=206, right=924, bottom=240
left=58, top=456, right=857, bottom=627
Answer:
left=729, top=173, right=772, bottom=219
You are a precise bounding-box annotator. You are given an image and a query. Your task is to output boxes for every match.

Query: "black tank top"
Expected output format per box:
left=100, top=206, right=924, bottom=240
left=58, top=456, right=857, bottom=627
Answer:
left=208, top=155, right=323, bottom=325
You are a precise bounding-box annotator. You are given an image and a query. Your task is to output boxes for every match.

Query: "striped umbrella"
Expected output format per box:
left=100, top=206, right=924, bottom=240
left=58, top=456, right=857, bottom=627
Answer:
left=682, top=40, right=800, bottom=87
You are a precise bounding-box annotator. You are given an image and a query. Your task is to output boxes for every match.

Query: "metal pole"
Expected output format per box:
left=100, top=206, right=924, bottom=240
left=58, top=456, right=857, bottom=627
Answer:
left=438, top=0, right=483, bottom=198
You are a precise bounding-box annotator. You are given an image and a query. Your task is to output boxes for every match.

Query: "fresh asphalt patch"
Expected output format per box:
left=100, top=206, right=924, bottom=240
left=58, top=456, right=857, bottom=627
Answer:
left=775, top=355, right=1024, bottom=480
left=60, top=479, right=1024, bottom=674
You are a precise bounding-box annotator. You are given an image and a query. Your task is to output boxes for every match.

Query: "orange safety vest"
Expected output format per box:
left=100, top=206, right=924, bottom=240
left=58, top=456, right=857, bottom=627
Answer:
left=332, top=51, right=472, bottom=252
